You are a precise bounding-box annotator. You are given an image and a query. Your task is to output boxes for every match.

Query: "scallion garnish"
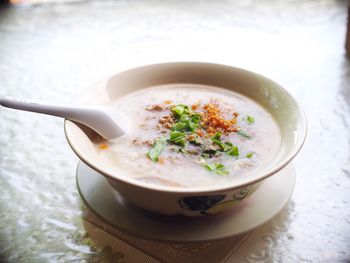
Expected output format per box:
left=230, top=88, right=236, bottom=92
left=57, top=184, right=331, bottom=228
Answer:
left=227, top=146, right=239, bottom=157
left=171, top=104, right=200, bottom=133
left=210, top=132, right=239, bottom=156
left=147, top=137, right=167, bottom=162
left=171, top=104, right=190, bottom=118
left=204, top=162, right=229, bottom=175
left=237, top=130, right=251, bottom=139
left=246, top=115, right=255, bottom=124
left=169, top=131, right=187, bottom=146
left=246, top=152, right=254, bottom=158
left=145, top=102, right=251, bottom=174
left=211, top=132, right=226, bottom=150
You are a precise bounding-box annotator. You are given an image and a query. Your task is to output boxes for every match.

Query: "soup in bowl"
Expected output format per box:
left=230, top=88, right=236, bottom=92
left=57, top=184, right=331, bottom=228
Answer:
left=65, top=62, right=307, bottom=216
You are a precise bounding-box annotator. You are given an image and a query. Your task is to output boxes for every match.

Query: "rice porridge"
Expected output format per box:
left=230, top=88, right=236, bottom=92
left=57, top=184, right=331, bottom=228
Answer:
left=97, top=84, right=281, bottom=188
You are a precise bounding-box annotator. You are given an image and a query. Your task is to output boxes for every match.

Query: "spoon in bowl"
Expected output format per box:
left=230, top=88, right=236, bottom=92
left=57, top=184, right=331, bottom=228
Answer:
left=0, top=97, right=129, bottom=140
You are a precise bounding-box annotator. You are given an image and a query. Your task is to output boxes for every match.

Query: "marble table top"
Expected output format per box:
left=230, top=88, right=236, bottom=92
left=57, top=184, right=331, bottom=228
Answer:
left=0, top=0, right=349, bottom=262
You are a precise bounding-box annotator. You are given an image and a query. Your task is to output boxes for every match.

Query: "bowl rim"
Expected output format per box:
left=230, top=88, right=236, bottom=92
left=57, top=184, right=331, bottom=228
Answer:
left=64, top=61, right=307, bottom=194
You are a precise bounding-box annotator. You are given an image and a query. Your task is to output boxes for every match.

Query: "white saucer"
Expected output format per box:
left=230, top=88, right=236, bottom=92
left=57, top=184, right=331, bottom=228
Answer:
left=76, top=161, right=295, bottom=242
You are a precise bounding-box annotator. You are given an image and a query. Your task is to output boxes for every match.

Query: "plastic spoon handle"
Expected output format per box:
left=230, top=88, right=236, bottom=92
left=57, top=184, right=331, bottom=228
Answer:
left=0, top=97, right=87, bottom=118
left=0, top=97, right=128, bottom=140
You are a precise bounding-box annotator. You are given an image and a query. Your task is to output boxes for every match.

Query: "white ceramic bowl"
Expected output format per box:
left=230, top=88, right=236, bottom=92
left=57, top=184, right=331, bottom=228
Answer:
left=65, top=62, right=307, bottom=216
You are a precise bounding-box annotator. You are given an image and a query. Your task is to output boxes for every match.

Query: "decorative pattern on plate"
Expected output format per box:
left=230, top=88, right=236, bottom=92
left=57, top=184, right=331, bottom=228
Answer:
left=178, top=195, right=226, bottom=214
left=178, top=187, right=252, bottom=215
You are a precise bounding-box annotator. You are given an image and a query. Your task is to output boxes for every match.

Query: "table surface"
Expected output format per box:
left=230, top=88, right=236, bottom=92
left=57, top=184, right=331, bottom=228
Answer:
left=0, top=0, right=349, bottom=262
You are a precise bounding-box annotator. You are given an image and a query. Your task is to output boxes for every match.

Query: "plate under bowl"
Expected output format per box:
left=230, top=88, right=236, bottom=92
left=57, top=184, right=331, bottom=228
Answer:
left=76, top=161, right=295, bottom=242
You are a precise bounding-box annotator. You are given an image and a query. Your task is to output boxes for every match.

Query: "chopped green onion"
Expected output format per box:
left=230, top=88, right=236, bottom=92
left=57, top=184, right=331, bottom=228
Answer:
left=169, top=131, right=187, bottom=146
left=246, top=152, right=254, bottom=158
left=172, top=122, right=187, bottom=132
left=237, top=130, right=251, bottom=139
left=187, top=121, right=199, bottom=132
left=171, top=104, right=190, bottom=118
left=172, top=120, right=198, bottom=132
left=170, top=104, right=201, bottom=133
left=227, top=146, right=239, bottom=157
left=216, top=168, right=230, bottom=175
left=147, top=103, right=249, bottom=170
left=223, top=141, right=233, bottom=152
left=211, top=133, right=240, bottom=156
left=204, top=162, right=229, bottom=175
left=211, top=132, right=221, bottom=141
left=211, top=132, right=226, bottom=150
left=147, top=137, right=167, bottom=162
left=179, top=114, right=191, bottom=122
left=191, top=113, right=201, bottom=124
left=246, top=115, right=255, bottom=124
left=204, top=163, right=216, bottom=171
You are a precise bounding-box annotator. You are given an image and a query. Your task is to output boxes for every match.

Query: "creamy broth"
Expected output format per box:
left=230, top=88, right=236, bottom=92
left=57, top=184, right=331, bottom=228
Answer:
left=97, top=84, right=281, bottom=188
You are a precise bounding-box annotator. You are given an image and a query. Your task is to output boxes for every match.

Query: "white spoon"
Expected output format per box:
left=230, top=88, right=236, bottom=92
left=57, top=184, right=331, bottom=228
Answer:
left=0, top=97, right=129, bottom=140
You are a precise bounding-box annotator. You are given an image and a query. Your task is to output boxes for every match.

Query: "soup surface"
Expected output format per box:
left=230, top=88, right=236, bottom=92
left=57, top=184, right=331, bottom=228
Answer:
left=98, top=84, right=281, bottom=188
